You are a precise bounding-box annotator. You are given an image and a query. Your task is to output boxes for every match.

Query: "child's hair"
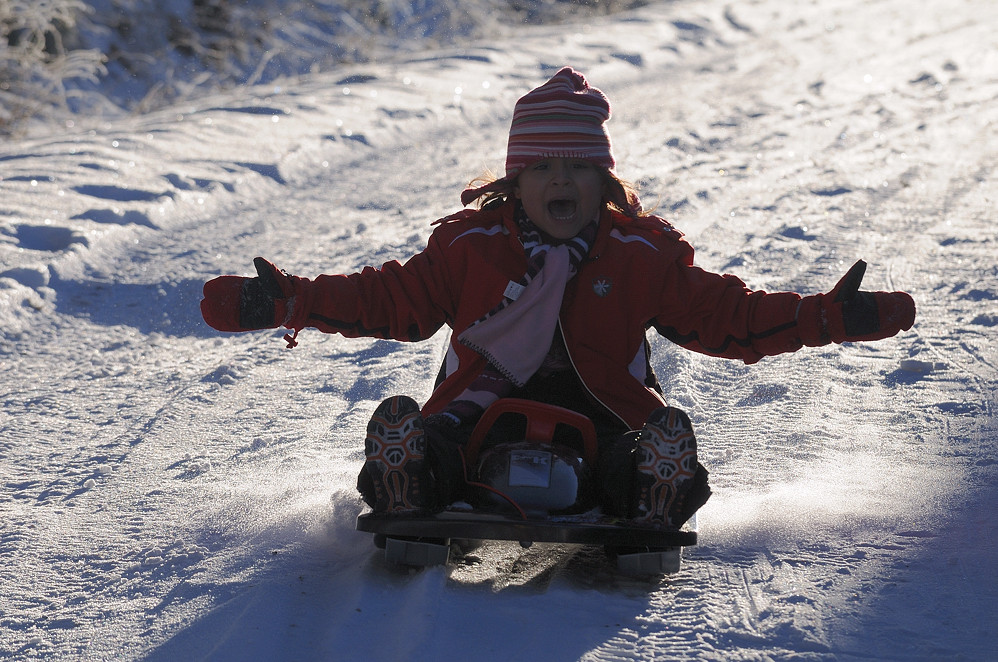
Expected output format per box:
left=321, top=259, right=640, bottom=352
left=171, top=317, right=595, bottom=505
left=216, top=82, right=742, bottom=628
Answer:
left=469, top=169, right=647, bottom=218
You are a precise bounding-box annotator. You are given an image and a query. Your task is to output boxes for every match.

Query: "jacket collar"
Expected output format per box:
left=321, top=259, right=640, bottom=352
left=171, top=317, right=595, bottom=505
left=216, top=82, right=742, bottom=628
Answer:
left=497, top=200, right=616, bottom=261
left=590, top=206, right=615, bottom=260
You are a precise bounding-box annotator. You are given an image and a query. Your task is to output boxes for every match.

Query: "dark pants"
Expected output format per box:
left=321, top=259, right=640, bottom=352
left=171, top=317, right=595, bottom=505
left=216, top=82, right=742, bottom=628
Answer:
left=357, top=365, right=709, bottom=516
left=356, top=414, right=641, bottom=516
left=357, top=404, right=710, bottom=523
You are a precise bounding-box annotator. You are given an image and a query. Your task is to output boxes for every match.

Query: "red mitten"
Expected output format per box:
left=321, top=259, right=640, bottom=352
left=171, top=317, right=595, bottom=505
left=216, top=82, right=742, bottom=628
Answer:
left=201, top=257, right=298, bottom=334
left=797, top=260, right=916, bottom=346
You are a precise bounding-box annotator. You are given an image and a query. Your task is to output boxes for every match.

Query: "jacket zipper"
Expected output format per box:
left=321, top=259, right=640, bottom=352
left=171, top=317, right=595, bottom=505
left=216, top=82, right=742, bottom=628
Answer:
left=556, top=320, right=630, bottom=430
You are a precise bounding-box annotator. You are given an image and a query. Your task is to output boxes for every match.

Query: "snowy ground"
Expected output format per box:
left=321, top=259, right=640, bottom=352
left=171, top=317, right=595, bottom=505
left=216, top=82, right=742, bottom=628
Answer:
left=2, top=0, right=997, bottom=659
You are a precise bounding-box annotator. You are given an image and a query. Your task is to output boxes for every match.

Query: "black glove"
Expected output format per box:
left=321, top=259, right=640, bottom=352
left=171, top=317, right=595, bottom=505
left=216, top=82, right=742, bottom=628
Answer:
left=797, top=260, right=916, bottom=345
left=201, top=257, right=300, bottom=336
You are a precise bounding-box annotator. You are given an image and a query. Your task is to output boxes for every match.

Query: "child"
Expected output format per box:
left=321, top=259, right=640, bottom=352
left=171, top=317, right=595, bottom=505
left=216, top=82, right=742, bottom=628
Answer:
left=201, top=67, right=916, bottom=530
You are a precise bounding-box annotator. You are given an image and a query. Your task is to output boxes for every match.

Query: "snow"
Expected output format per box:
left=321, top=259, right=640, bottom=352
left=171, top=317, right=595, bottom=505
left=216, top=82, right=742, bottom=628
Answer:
left=1, top=0, right=997, bottom=659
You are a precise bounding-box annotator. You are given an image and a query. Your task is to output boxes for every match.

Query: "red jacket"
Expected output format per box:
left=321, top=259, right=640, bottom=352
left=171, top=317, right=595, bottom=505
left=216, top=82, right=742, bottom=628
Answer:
left=291, top=201, right=806, bottom=430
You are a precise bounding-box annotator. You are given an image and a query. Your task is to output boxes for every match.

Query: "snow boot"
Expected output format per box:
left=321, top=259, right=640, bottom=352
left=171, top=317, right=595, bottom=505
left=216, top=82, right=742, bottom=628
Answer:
left=361, top=395, right=430, bottom=513
left=632, top=407, right=710, bottom=529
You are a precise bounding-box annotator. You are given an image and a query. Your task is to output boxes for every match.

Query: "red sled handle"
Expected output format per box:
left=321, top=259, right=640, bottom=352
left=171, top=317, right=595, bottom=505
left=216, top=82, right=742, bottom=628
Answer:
left=464, top=399, right=599, bottom=467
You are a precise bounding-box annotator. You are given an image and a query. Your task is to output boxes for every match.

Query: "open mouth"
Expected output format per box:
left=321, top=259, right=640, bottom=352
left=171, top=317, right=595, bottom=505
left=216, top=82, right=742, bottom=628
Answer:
left=547, top=198, right=578, bottom=220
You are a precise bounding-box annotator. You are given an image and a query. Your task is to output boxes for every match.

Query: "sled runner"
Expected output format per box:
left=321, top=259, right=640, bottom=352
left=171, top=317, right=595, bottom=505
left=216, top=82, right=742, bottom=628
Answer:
left=356, top=399, right=697, bottom=576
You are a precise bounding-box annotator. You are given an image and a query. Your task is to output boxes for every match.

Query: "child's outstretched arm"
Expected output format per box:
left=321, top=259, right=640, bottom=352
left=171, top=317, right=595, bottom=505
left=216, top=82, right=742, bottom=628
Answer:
left=201, top=237, right=455, bottom=347
left=795, top=260, right=915, bottom=346
left=652, top=258, right=915, bottom=363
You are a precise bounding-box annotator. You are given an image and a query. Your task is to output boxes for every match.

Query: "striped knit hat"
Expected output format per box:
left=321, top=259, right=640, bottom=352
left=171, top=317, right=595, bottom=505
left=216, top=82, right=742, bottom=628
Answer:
left=462, top=67, right=615, bottom=205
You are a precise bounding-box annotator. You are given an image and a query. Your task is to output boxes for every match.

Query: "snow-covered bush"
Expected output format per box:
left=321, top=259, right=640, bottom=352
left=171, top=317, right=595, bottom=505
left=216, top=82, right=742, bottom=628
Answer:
left=0, top=0, right=104, bottom=133
left=1, top=0, right=646, bottom=134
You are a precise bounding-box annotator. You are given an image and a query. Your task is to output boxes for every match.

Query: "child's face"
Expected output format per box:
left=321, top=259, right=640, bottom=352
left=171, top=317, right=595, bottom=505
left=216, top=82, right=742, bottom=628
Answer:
left=514, top=158, right=605, bottom=239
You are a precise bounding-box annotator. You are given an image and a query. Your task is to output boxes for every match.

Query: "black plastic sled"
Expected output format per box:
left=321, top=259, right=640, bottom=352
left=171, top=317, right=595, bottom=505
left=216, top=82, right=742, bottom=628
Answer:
left=356, top=399, right=697, bottom=576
